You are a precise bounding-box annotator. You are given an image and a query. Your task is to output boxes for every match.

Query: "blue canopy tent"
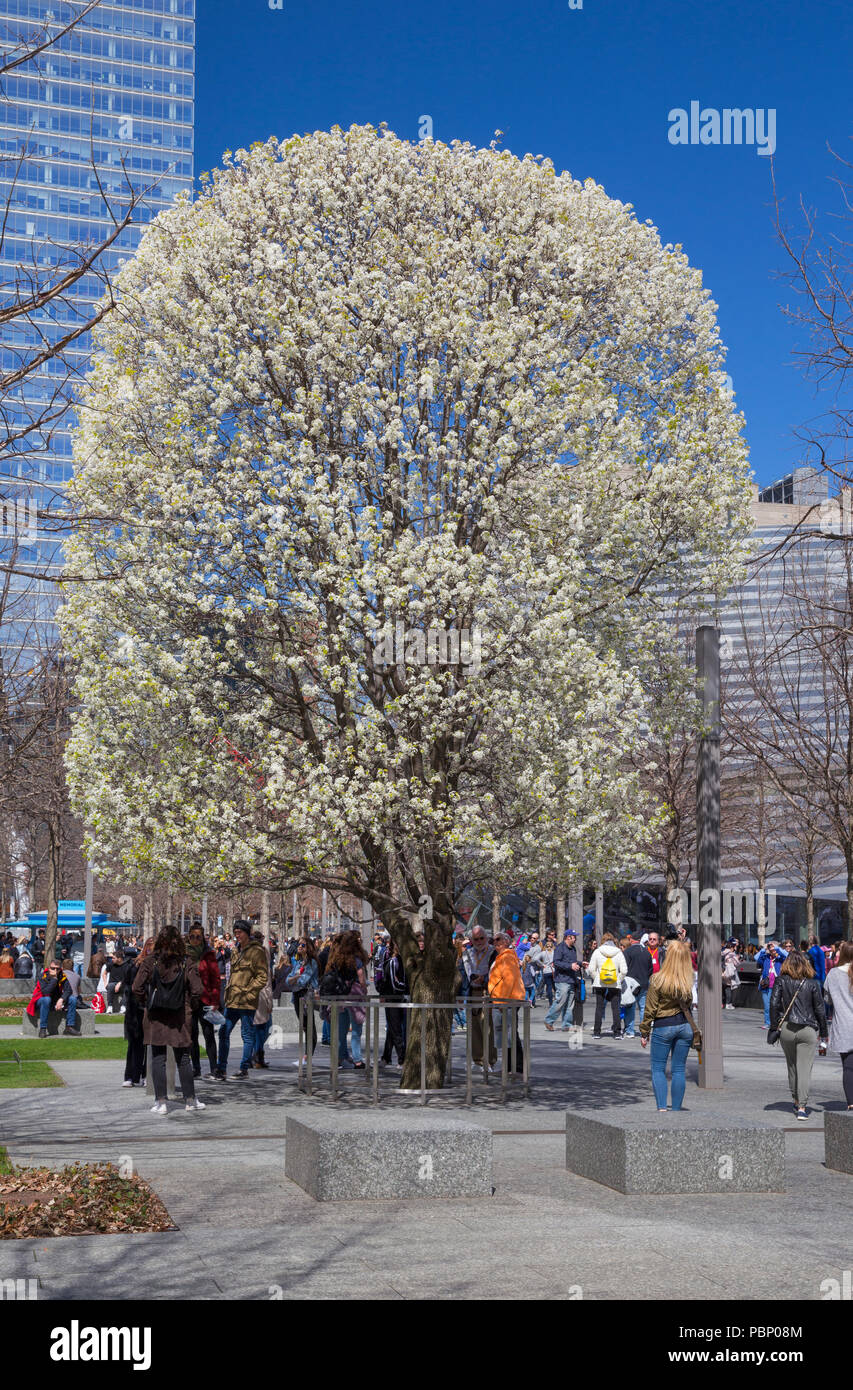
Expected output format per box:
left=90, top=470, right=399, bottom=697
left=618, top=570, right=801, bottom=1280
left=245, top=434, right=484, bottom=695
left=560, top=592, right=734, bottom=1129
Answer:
left=2, top=900, right=137, bottom=935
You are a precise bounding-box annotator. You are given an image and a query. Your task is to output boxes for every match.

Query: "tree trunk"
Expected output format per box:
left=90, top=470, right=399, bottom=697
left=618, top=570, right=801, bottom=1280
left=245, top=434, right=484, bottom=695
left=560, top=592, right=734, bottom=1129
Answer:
left=166, top=885, right=174, bottom=924
left=261, top=889, right=270, bottom=946
left=556, top=893, right=566, bottom=942
left=847, top=868, right=853, bottom=943
left=388, top=905, right=457, bottom=1090
left=45, top=816, right=61, bottom=964
left=491, top=887, right=500, bottom=935
left=400, top=938, right=457, bottom=1089
left=665, top=864, right=680, bottom=930
left=756, top=872, right=767, bottom=948
left=538, top=895, right=546, bottom=938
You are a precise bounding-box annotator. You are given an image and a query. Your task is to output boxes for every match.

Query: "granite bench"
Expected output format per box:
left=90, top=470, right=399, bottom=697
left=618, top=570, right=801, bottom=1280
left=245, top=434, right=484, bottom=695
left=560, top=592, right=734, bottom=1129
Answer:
left=565, top=1108, right=785, bottom=1194
left=824, top=1111, right=853, bottom=1176
left=0, top=978, right=32, bottom=997
left=21, top=1007, right=96, bottom=1037
left=285, top=1110, right=493, bottom=1201
left=268, top=1005, right=301, bottom=1040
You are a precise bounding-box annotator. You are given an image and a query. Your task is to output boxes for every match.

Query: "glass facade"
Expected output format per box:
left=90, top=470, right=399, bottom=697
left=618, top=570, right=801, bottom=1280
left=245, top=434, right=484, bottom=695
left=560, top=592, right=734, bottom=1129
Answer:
left=0, top=0, right=195, bottom=660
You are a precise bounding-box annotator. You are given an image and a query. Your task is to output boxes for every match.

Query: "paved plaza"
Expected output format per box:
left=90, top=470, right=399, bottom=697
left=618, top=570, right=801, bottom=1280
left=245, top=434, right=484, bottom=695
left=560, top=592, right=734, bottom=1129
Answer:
left=0, top=1008, right=850, bottom=1301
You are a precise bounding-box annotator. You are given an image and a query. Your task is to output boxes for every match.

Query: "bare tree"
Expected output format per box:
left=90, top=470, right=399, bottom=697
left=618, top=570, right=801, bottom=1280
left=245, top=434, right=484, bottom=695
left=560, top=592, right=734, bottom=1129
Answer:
left=725, top=538, right=853, bottom=938
left=773, top=146, right=853, bottom=537
left=0, top=0, right=151, bottom=581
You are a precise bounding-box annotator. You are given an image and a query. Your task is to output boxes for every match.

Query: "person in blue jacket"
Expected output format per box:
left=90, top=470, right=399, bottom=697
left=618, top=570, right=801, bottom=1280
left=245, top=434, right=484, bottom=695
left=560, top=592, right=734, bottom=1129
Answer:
left=756, top=941, right=787, bottom=1027
left=804, top=936, right=827, bottom=985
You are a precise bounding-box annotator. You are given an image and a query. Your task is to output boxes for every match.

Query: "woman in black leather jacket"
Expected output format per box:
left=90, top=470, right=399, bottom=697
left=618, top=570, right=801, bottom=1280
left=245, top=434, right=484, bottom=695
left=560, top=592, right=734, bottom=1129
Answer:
left=769, top=951, right=828, bottom=1121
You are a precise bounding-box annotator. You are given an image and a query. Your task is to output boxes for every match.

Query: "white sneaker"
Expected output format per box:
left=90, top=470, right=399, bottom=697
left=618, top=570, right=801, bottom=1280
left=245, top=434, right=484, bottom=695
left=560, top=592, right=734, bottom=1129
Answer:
left=122, top=1079, right=134, bottom=1087
left=150, top=1102, right=167, bottom=1116
left=186, top=1099, right=205, bottom=1112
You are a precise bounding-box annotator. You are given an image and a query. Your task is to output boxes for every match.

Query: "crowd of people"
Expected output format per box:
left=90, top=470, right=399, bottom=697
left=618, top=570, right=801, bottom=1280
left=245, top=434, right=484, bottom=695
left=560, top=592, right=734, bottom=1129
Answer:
left=9, top=915, right=853, bottom=1120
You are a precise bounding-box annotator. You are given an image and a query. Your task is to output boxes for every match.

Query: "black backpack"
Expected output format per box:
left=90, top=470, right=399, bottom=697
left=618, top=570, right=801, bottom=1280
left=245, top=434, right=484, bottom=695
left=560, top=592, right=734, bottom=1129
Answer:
left=320, top=968, right=351, bottom=998
left=147, top=962, right=186, bottom=1011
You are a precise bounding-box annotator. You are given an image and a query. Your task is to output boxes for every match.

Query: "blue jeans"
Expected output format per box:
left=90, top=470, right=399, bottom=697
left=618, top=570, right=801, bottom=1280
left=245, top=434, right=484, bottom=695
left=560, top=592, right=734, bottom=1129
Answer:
left=762, top=988, right=771, bottom=1025
left=254, top=1018, right=272, bottom=1056
left=38, top=995, right=77, bottom=1030
left=350, top=1017, right=363, bottom=1063
left=544, top=979, right=575, bottom=1029
left=622, top=1000, right=636, bottom=1036
left=218, top=1008, right=256, bottom=1072
left=650, top=1021, right=694, bottom=1110
left=636, top=989, right=648, bottom=1022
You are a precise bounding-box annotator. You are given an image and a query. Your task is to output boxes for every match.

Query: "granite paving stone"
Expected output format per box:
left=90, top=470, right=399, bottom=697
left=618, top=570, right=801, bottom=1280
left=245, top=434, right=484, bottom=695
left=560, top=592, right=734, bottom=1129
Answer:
left=2, top=1009, right=851, bottom=1299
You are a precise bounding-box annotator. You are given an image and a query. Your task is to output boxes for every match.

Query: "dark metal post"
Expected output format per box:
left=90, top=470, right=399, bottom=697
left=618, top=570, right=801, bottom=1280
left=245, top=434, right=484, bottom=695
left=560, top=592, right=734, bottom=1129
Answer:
left=696, top=624, right=723, bottom=1088
left=83, top=864, right=93, bottom=977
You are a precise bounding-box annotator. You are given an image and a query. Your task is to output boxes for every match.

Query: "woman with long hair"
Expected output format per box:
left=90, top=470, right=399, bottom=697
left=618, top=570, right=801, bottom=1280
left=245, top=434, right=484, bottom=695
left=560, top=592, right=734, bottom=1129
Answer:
left=639, top=940, right=700, bottom=1112
left=769, top=950, right=828, bottom=1121
left=133, top=925, right=203, bottom=1114
left=284, top=936, right=319, bottom=1061
left=122, top=937, right=153, bottom=1087
left=323, top=931, right=368, bottom=1070
left=825, top=942, right=853, bottom=1110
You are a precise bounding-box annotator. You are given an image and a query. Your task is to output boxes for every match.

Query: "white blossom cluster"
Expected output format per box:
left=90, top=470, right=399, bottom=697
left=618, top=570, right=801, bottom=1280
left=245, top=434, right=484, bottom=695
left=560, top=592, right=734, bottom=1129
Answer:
left=62, top=126, right=752, bottom=918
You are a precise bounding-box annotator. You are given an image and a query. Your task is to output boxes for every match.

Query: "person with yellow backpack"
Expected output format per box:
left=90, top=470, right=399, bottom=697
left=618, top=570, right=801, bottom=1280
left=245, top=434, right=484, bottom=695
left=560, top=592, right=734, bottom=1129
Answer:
left=587, top=933, right=628, bottom=1038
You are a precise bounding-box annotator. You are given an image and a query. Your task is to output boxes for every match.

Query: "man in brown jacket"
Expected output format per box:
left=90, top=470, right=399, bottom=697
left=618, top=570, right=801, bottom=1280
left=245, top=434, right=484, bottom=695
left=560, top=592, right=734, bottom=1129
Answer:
left=215, top=921, right=269, bottom=1080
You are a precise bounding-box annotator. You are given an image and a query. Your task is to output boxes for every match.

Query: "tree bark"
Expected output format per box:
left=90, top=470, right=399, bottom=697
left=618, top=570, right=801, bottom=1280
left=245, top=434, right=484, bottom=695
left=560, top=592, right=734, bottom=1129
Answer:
left=556, top=893, right=566, bottom=942
left=491, top=887, right=500, bottom=935
left=756, top=872, right=767, bottom=948
left=399, top=922, right=457, bottom=1089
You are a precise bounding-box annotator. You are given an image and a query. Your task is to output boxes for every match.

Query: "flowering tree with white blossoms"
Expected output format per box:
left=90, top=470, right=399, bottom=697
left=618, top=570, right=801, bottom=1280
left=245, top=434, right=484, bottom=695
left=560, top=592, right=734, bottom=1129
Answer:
left=63, top=126, right=751, bottom=1085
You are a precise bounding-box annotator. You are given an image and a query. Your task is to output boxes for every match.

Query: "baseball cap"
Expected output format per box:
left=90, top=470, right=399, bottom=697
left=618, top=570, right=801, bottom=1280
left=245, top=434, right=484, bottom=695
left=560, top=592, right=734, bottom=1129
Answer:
left=565, top=930, right=577, bottom=939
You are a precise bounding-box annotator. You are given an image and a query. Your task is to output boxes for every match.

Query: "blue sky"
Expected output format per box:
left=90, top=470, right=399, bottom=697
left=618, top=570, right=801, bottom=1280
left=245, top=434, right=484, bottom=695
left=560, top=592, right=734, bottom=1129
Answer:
left=197, top=0, right=852, bottom=490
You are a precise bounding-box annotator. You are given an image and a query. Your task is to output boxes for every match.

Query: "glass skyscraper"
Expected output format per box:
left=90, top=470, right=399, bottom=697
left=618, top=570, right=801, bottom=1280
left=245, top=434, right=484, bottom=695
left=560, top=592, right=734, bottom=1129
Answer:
left=0, top=0, right=195, bottom=658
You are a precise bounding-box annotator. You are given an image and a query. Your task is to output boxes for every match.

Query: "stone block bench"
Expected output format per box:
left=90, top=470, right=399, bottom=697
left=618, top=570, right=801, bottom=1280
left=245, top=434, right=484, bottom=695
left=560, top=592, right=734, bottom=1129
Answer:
left=824, top=1111, right=853, bottom=1176
left=269, top=1005, right=300, bottom=1038
left=0, top=979, right=30, bottom=997
left=565, top=1109, right=785, bottom=1194
left=21, top=1008, right=96, bottom=1037
left=285, top=1110, right=492, bottom=1201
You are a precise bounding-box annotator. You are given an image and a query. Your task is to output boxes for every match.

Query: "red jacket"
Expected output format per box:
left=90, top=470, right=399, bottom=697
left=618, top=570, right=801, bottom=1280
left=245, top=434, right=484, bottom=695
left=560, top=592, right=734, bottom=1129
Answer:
left=198, top=948, right=221, bottom=1008
left=26, top=980, right=44, bottom=1017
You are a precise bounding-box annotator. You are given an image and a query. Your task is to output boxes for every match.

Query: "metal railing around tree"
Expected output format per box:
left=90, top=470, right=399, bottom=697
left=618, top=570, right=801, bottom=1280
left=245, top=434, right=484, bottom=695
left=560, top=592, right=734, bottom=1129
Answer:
left=295, top=993, right=531, bottom=1105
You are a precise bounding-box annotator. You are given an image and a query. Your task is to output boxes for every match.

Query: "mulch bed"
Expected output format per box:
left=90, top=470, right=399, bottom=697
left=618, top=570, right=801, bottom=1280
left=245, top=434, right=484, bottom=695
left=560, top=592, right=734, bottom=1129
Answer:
left=0, top=1163, right=174, bottom=1238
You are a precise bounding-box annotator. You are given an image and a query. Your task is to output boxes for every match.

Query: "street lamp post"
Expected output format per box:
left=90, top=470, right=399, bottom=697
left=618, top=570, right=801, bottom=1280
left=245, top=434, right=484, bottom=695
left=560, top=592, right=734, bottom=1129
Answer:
left=84, top=863, right=93, bottom=977
left=696, top=624, right=724, bottom=1089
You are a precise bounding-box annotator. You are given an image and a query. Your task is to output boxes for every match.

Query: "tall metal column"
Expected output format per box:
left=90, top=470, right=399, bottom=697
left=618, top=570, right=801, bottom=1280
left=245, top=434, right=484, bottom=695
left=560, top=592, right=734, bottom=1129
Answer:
left=83, top=864, right=93, bottom=975
left=696, top=625, right=724, bottom=1089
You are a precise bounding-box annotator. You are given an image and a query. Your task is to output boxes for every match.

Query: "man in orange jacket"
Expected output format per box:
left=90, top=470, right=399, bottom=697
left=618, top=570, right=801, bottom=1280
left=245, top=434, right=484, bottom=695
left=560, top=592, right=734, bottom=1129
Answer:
left=489, top=932, right=526, bottom=1073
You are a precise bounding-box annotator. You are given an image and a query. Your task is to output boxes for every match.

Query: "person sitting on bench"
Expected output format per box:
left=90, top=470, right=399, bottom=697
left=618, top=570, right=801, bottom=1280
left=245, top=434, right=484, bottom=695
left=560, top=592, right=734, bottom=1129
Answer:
left=36, top=960, right=80, bottom=1037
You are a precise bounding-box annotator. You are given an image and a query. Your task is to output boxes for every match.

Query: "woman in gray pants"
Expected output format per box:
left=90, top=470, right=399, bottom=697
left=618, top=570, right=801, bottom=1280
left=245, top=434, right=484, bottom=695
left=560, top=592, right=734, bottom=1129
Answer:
left=825, top=941, right=853, bottom=1109
left=769, top=951, right=828, bottom=1121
